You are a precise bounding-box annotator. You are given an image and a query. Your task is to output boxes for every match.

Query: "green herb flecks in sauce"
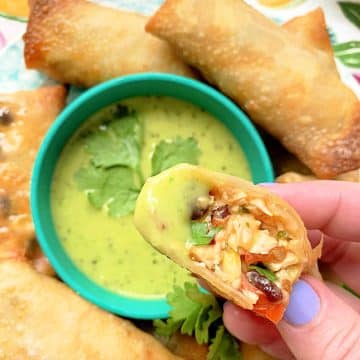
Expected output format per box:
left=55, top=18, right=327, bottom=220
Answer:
left=51, top=96, right=251, bottom=299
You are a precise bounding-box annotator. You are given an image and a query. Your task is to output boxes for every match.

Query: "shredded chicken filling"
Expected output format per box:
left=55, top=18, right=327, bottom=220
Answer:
left=188, top=191, right=299, bottom=304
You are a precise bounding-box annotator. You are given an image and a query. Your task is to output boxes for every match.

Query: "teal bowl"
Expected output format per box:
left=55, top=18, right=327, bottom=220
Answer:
left=31, top=73, right=274, bottom=319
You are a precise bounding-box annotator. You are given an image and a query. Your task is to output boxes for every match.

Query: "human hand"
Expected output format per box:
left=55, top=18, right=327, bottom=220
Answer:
left=223, top=181, right=360, bottom=360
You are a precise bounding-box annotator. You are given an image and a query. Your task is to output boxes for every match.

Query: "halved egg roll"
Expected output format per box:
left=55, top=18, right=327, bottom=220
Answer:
left=24, top=0, right=194, bottom=88
left=134, top=164, right=321, bottom=323
left=146, top=0, right=360, bottom=178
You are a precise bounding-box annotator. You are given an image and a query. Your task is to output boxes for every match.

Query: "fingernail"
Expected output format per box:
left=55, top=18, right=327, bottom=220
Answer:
left=284, top=280, right=320, bottom=326
left=257, top=182, right=275, bottom=186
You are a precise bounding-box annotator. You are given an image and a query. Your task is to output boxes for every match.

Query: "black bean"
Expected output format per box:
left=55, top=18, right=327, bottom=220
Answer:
left=191, top=207, right=207, bottom=220
left=0, top=195, right=11, bottom=217
left=247, top=270, right=283, bottom=302
left=211, top=205, right=230, bottom=220
left=0, top=108, right=13, bottom=125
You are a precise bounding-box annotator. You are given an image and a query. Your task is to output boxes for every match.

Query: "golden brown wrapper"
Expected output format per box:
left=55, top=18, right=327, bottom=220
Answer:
left=283, top=8, right=336, bottom=66
left=134, top=165, right=321, bottom=322
left=146, top=0, right=360, bottom=179
left=276, top=169, right=360, bottom=183
left=0, top=86, right=66, bottom=273
left=24, top=0, right=195, bottom=87
left=0, top=259, right=181, bottom=359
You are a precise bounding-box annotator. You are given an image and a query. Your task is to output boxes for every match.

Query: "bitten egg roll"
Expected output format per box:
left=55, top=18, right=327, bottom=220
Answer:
left=146, top=0, right=360, bottom=178
left=0, top=86, right=66, bottom=274
left=134, top=164, right=321, bottom=323
left=24, top=0, right=194, bottom=87
left=0, top=260, right=180, bottom=359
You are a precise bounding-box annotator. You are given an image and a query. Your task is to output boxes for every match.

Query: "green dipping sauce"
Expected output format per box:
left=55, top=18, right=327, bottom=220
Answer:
left=51, top=96, right=251, bottom=299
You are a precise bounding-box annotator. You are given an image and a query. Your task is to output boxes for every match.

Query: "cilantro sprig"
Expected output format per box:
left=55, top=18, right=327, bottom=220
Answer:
left=75, top=109, right=142, bottom=218
left=75, top=104, right=201, bottom=218
left=154, top=283, right=240, bottom=360
left=190, top=221, right=222, bottom=246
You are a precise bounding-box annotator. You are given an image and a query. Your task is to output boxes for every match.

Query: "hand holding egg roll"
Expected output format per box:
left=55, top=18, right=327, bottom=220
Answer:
left=224, top=181, right=360, bottom=360
left=134, top=164, right=321, bottom=323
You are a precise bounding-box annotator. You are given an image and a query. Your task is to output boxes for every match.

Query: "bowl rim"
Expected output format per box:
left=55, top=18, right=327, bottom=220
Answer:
left=31, top=72, right=274, bottom=319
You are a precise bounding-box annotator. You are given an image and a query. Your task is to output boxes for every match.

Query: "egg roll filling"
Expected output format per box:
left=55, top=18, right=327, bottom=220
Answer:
left=187, top=187, right=298, bottom=313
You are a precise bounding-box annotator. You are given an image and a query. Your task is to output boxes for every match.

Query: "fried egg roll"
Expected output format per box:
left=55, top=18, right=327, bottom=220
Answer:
left=24, top=0, right=194, bottom=87
left=134, top=165, right=321, bottom=323
left=0, top=260, right=180, bottom=359
left=0, top=86, right=66, bottom=274
left=283, top=8, right=336, bottom=67
left=276, top=170, right=360, bottom=183
left=146, top=0, right=360, bottom=178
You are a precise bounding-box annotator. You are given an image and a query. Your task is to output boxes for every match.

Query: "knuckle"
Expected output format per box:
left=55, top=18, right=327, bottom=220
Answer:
left=320, top=319, right=360, bottom=359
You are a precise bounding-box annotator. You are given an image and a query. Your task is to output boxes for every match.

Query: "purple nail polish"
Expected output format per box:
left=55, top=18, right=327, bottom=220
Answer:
left=284, top=280, right=320, bottom=326
left=257, top=182, right=275, bottom=186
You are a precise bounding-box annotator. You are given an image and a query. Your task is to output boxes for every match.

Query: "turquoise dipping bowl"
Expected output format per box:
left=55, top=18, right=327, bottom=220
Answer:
left=31, top=73, right=274, bottom=319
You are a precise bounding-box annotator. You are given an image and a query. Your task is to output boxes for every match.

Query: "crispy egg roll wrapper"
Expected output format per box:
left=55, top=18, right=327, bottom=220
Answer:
left=0, top=86, right=66, bottom=274
left=276, top=170, right=360, bottom=183
left=24, top=0, right=195, bottom=88
left=283, top=8, right=336, bottom=67
left=0, top=260, right=181, bottom=359
left=146, top=0, right=360, bottom=178
left=134, top=164, right=321, bottom=323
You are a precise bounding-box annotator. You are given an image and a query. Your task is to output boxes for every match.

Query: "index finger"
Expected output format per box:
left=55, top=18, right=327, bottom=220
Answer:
left=262, top=181, right=360, bottom=242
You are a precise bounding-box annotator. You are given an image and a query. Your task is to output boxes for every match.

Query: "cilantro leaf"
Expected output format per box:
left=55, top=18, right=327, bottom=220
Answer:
left=84, top=114, right=142, bottom=170
left=167, top=283, right=202, bottom=321
left=208, top=326, right=240, bottom=360
left=107, top=189, right=139, bottom=217
left=74, top=164, right=139, bottom=217
left=248, top=265, right=277, bottom=282
left=181, top=283, right=222, bottom=343
left=190, top=221, right=222, bottom=246
left=151, top=137, right=201, bottom=176
left=75, top=163, right=106, bottom=193
left=153, top=319, right=181, bottom=338
left=195, top=306, right=222, bottom=344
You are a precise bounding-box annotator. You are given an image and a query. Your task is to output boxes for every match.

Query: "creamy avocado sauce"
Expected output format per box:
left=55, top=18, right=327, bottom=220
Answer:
left=135, top=168, right=211, bottom=262
left=52, top=96, right=250, bottom=299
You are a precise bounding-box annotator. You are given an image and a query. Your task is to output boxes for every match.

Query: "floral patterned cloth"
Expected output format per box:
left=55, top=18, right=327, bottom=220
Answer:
left=0, top=0, right=359, bottom=95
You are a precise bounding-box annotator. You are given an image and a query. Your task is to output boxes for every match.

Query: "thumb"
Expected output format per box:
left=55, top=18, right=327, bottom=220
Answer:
left=278, top=277, right=360, bottom=360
